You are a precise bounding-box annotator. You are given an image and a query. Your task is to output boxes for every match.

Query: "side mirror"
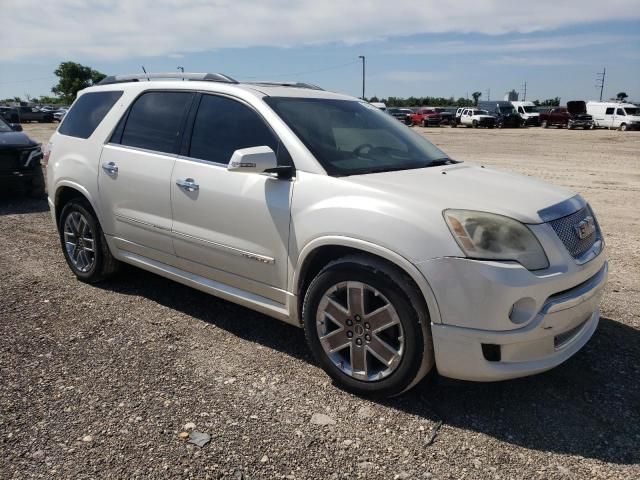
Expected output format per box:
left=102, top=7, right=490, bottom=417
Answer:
left=228, top=146, right=277, bottom=174
left=10, top=123, right=22, bottom=132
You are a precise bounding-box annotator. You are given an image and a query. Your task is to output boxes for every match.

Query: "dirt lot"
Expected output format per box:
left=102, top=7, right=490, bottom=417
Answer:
left=1, top=124, right=639, bottom=479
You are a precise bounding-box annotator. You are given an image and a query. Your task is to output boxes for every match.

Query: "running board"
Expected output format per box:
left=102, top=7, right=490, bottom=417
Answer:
left=118, top=251, right=292, bottom=323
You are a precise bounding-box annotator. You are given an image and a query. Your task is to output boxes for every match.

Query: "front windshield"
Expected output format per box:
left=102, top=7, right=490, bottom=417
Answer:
left=264, top=97, right=452, bottom=176
left=0, top=117, right=12, bottom=133
left=499, top=106, right=515, bottom=114
left=624, top=107, right=639, bottom=116
left=523, top=106, right=536, bottom=113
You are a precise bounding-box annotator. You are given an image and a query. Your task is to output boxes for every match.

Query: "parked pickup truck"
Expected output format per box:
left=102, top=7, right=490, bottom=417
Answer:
left=16, top=106, right=54, bottom=123
left=540, top=101, right=593, bottom=129
left=409, top=108, right=442, bottom=127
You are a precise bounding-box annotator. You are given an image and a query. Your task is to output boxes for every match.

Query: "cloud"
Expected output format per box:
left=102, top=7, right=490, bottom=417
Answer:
left=1, top=0, right=639, bottom=61
left=389, top=34, right=637, bottom=55
left=383, top=71, right=448, bottom=82
left=489, top=56, right=586, bottom=66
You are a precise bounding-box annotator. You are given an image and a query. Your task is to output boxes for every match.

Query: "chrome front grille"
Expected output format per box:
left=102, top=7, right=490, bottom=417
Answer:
left=548, top=205, right=601, bottom=260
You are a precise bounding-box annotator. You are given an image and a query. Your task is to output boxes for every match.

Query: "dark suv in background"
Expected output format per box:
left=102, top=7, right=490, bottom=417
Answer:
left=0, top=117, right=44, bottom=197
left=478, top=101, right=523, bottom=128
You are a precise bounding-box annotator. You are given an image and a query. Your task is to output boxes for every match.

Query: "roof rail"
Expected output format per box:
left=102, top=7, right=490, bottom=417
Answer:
left=98, top=72, right=238, bottom=86
left=246, top=81, right=324, bottom=91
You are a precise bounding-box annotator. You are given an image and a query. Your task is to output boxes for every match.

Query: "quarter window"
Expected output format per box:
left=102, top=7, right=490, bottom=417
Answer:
left=189, top=95, right=278, bottom=164
left=117, top=91, right=193, bottom=154
left=605, top=108, right=615, bottom=114
left=59, top=91, right=123, bottom=139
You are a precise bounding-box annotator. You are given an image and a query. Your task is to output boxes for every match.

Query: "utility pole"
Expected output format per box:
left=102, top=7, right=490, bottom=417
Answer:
left=596, top=67, right=606, bottom=102
left=358, top=56, right=366, bottom=100
left=486, top=88, right=490, bottom=101
left=521, top=81, right=527, bottom=101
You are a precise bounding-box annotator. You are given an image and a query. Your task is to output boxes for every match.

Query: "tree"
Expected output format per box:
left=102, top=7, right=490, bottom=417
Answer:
left=616, top=92, right=628, bottom=102
left=472, top=91, right=482, bottom=106
left=52, top=62, right=106, bottom=103
left=536, top=97, right=560, bottom=107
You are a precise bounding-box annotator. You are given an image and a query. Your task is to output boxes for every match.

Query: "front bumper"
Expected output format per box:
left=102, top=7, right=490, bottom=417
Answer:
left=420, top=253, right=607, bottom=381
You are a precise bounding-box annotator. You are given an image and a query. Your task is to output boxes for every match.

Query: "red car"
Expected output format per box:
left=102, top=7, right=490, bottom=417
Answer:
left=409, top=108, right=442, bottom=127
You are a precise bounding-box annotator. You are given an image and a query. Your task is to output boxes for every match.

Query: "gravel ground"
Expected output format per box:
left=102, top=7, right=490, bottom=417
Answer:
left=1, top=124, right=639, bottom=479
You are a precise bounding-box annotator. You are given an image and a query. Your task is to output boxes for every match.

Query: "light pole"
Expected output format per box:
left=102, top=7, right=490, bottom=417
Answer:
left=358, top=56, right=365, bottom=100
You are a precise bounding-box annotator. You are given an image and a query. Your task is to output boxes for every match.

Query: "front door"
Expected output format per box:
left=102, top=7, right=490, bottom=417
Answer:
left=98, top=90, right=194, bottom=255
left=170, top=94, right=292, bottom=300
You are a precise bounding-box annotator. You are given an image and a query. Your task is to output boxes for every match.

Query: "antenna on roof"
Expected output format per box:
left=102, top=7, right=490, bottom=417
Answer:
left=141, top=66, right=149, bottom=81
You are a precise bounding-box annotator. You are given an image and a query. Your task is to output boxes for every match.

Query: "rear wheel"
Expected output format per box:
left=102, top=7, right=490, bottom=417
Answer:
left=302, top=255, right=434, bottom=397
left=472, top=120, right=478, bottom=128
left=620, top=123, right=628, bottom=131
left=541, top=120, right=548, bottom=128
left=58, top=198, right=120, bottom=283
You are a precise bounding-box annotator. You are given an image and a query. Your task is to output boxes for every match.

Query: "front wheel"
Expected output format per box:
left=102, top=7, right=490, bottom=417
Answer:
left=619, top=123, right=628, bottom=131
left=59, top=198, right=120, bottom=283
left=472, top=120, right=478, bottom=128
left=302, top=255, right=434, bottom=397
left=541, top=120, right=548, bottom=128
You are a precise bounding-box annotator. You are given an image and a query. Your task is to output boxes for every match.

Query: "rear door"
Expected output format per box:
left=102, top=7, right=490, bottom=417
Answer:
left=98, top=90, right=195, bottom=255
left=170, top=93, right=292, bottom=301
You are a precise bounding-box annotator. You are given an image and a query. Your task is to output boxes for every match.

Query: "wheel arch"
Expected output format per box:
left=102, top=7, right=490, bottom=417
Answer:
left=292, top=236, right=442, bottom=326
left=53, top=182, right=102, bottom=229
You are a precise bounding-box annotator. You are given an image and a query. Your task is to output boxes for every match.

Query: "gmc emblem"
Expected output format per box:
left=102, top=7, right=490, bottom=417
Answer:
left=574, top=216, right=596, bottom=240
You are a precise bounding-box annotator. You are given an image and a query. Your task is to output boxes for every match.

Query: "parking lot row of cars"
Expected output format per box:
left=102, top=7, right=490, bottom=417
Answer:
left=382, top=100, right=640, bottom=131
left=0, top=105, right=68, bottom=124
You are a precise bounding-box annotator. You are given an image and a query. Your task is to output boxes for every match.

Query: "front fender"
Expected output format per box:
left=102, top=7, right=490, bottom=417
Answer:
left=291, top=235, right=443, bottom=325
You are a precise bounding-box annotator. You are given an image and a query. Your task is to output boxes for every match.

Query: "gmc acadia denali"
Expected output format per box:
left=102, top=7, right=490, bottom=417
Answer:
left=45, top=73, right=607, bottom=397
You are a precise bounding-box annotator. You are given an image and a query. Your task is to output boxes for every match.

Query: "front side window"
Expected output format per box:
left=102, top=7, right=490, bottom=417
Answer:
left=265, top=97, right=450, bottom=176
left=118, top=91, right=193, bottom=154
left=189, top=95, right=278, bottom=164
left=58, top=90, right=123, bottom=139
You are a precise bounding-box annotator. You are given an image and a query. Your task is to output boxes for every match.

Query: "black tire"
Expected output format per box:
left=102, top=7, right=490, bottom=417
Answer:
left=302, top=255, right=434, bottom=398
left=541, top=120, right=548, bottom=128
left=620, top=123, right=627, bottom=131
left=58, top=198, right=119, bottom=283
left=421, top=119, right=427, bottom=127
left=472, top=120, right=478, bottom=128
left=451, top=121, right=457, bottom=128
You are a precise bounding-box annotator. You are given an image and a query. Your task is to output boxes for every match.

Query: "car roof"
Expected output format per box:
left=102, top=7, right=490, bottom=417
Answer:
left=82, top=77, right=356, bottom=102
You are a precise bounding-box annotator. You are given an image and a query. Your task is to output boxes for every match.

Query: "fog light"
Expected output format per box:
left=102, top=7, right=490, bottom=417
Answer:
left=509, top=297, right=536, bottom=325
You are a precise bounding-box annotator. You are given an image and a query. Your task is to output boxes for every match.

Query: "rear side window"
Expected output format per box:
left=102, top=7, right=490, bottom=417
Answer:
left=58, top=91, right=122, bottom=139
left=605, top=107, right=615, bottom=114
left=188, top=94, right=277, bottom=164
left=117, top=91, right=193, bottom=154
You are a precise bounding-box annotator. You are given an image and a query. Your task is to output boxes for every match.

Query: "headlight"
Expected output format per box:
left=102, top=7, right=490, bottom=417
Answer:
left=443, top=209, right=549, bottom=270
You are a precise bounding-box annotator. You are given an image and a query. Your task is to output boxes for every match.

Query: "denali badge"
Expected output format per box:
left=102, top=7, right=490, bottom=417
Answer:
left=574, top=216, right=596, bottom=240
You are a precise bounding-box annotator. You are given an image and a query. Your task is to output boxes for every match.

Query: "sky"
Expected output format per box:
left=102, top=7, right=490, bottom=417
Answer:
left=1, top=0, right=639, bottom=103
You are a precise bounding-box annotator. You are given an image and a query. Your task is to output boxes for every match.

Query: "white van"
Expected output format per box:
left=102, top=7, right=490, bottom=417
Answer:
left=586, top=102, right=640, bottom=131
left=511, top=101, right=540, bottom=126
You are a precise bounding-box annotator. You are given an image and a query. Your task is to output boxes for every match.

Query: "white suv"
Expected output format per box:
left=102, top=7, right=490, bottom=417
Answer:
left=459, top=108, right=496, bottom=128
left=45, top=73, right=607, bottom=397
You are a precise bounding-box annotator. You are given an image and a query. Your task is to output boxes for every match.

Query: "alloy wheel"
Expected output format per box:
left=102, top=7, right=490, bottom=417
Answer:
left=63, top=211, right=96, bottom=273
left=316, top=281, right=404, bottom=381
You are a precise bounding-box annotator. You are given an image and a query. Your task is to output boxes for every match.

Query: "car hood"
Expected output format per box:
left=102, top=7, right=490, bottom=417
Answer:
left=567, top=101, right=587, bottom=115
left=344, top=164, right=576, bottom=224
left=0, top=131, right=38, bottom=149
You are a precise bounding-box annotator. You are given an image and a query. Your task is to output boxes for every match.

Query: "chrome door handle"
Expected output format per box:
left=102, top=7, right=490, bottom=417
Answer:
left=176, top=178, right=199, bottom=192
left=102, top=161, right=118, bottom=174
